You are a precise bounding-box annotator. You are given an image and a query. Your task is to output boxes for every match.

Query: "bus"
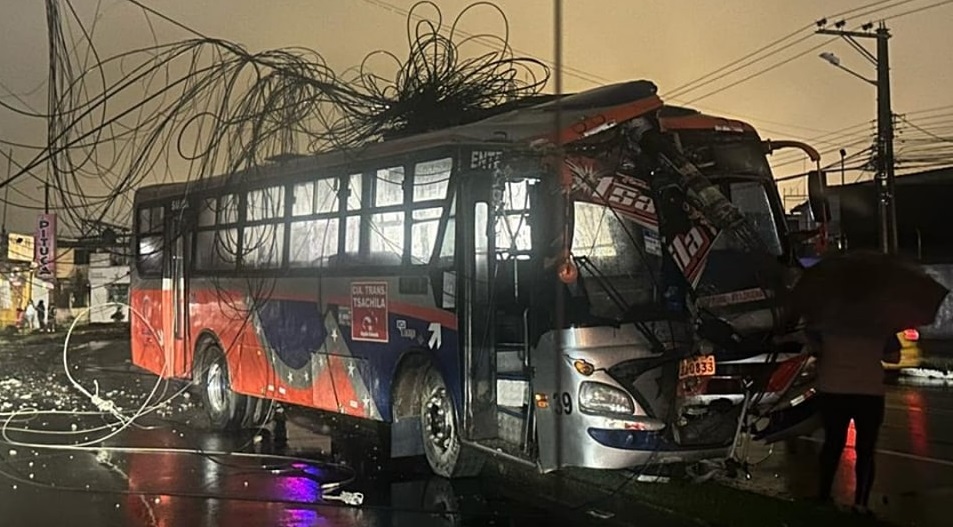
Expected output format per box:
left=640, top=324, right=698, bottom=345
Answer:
left=130, top=80, right=817, bottom=478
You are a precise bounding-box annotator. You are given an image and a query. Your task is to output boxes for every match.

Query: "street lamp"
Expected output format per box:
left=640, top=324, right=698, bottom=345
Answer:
left=818, top=52, right=876, bottom=86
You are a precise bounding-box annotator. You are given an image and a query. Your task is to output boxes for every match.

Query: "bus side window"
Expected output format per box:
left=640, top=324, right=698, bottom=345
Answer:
left=244, top=186, right=285, bottom=268
left=410, top=158, right=452, bottom=265
left=137, top=205, right=165, bottom=275
left=194, top=196, right=240, bottom=271
left=288, top=176, right=345, bottom=268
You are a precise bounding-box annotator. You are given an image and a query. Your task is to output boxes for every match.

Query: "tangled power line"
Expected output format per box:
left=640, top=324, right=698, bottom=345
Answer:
left=5, top=0, right=549, bottom=243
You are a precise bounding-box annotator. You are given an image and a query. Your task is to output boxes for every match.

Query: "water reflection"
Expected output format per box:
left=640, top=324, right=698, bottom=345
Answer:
left=114, top=421, right=468, bottom=527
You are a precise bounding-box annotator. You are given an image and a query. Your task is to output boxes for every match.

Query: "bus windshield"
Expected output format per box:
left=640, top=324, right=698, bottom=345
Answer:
left=570, top=200, right=661, bottom=321
left=712, top=178, right=783, bottom=256
left=680, top=134, right=785, bottom=256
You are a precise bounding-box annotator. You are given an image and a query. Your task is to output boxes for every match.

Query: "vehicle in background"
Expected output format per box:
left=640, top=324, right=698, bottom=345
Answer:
left=130, top=81, right=816, bottom=477
left=886, top=328, right=923, bottom=370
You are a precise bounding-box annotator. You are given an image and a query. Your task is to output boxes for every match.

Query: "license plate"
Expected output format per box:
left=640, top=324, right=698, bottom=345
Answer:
left=679, top=355, right=716, bottom=380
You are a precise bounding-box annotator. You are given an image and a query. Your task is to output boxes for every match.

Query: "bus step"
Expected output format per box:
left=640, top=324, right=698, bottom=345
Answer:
left=497, top=349, right=525, bottom=375
left=497, top=378, right=528, bottom=407
left=497, top=405, right=529, bottom=446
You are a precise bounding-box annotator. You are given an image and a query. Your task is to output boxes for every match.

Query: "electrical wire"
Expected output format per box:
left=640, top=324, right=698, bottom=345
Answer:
left=0, top=301, right=360, bottom=501
left=665, top=0, right=918, bottom=99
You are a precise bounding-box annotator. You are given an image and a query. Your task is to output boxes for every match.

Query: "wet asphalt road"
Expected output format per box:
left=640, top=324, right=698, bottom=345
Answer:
left=0, top=328, right=657, bottom=527
left=731, top=377, right=953, bottom=527
left=6, top=327, right=953, bottom=526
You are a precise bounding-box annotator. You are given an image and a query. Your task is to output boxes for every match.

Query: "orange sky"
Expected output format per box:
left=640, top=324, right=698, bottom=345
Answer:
left=1, top=0, right=952, bottom=231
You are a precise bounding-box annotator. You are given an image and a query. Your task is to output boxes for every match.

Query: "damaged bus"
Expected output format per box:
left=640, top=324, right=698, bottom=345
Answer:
left=130, top=80, right=817, bottom=478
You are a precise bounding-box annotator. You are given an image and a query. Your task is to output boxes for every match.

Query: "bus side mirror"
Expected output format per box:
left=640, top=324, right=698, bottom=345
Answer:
left=807, top=170, right=831, bottom=223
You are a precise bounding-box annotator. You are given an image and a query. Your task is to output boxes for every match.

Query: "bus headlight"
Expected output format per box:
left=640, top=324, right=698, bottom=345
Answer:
left=579, top=382, right=634, bottom=415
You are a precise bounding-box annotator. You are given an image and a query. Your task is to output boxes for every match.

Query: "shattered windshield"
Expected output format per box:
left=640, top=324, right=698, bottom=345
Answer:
left=680, top=135, right=785, bottom=255
left=715, top=179, right=783, bottom=256
left=570, top=201, right=660, bottom=320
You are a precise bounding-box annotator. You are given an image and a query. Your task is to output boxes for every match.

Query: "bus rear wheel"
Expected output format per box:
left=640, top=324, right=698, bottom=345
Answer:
left=200, top=344, right=243, bottom=430
left=198, top=344, right=270, bottom=431
left=419, top=367, right=483, bottom=478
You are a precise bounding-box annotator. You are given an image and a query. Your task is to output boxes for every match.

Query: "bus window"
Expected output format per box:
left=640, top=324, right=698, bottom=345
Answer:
left=413, top=158, right=451, bottom=202
left=247, top=186, right=284, bottom=221
left=136, top=205, right=165, bottom=275
left=375, top=167, right=404, bottom=207
left=197, top=199, right=216, bottom=227
left=346, top=174, right=363, bottom=211
left=412, top=208, right=442, bottom=263
left=194, top=195, right=241, bottom=271
left=289, top=218, right=339, bottom=267
left=440, top=195, right=456, bottom=262
left=195, top=228, right=239, bottom=270
left=293, top=178, right=339, bottom=217
left=345, top=215, right=361, bottom=254
left=368, top=211, right=405, bottom=260
left=217, top=194, right=240, bottom=224
left=411, top=158, right=454, bottom=264
left=243, top=224, right=284, bottom=269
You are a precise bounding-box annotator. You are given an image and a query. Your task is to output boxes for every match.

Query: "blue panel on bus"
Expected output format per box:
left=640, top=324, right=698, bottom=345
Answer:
left=338, top=311, right=462, bottom=422
left=256, top=299, right=327, bottom=370
left=252, top=298, right=461, bottom=423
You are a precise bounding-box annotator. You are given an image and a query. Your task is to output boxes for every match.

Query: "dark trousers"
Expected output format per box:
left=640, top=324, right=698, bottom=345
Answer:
left=818, top=392, right=885, bottom=506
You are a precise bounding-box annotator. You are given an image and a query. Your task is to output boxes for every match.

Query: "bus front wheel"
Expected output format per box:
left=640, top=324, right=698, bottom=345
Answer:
left=419, top=367, right=483, bottom=478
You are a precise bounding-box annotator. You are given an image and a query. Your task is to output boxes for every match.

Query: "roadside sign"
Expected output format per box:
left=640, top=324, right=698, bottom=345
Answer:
left=34, top=213, right=56, bottom=281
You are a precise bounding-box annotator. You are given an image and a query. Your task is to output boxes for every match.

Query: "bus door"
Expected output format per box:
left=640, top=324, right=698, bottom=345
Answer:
left=489, top=174, right=537, bottom=452
left=162, top=203, right=190, bottom=377
left=458, top=157, right=538, bottom=450
left=458, top=170, right=497, bottom=441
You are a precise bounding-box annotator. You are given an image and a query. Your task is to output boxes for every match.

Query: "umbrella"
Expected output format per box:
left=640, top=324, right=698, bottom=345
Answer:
left=789, top=251, right=950, bottom=333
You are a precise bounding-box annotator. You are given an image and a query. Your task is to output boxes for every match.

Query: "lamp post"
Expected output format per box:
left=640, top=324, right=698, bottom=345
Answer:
left=817, top=22, right=897, bottom=254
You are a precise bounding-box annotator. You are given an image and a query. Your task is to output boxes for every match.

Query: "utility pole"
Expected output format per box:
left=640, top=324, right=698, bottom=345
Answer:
left=817, top=21, right=897, bottom=254
left=876, top=24, right=898, bottom=254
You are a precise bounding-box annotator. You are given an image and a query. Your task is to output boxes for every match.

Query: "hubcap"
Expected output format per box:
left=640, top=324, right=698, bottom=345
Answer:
left=424, top=386, right=454, bottom=452
left=206, top=361, right=228, bottom=414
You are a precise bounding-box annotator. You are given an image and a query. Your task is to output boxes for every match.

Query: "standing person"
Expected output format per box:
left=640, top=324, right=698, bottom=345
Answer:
left=46, top=303, right=56, bottom=332
left=810, top=327, right=901, bottom=513
left=36, top=300, right=47, bottom=332
left=792, top=251, right=948, bottom=513
left=24, top=300, right=37, bottom=331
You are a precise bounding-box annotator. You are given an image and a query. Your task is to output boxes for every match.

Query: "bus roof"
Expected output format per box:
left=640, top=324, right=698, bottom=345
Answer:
left=136, top=80, right=757, bottom=203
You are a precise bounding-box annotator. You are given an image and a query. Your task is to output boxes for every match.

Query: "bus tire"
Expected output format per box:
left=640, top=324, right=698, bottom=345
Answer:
left=419, top=366, right=484, bottom=478
left=198, top=344, right=245, bottom=431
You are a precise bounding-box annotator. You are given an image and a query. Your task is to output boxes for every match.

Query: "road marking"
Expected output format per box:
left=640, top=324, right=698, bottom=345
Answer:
left=799, top=436, right=953, bottom=468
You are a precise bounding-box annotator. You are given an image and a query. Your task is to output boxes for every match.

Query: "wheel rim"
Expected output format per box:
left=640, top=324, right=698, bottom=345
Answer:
left=206, top=360, right=228, bottom=415
left=424, top=385, right=455, bottom=457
